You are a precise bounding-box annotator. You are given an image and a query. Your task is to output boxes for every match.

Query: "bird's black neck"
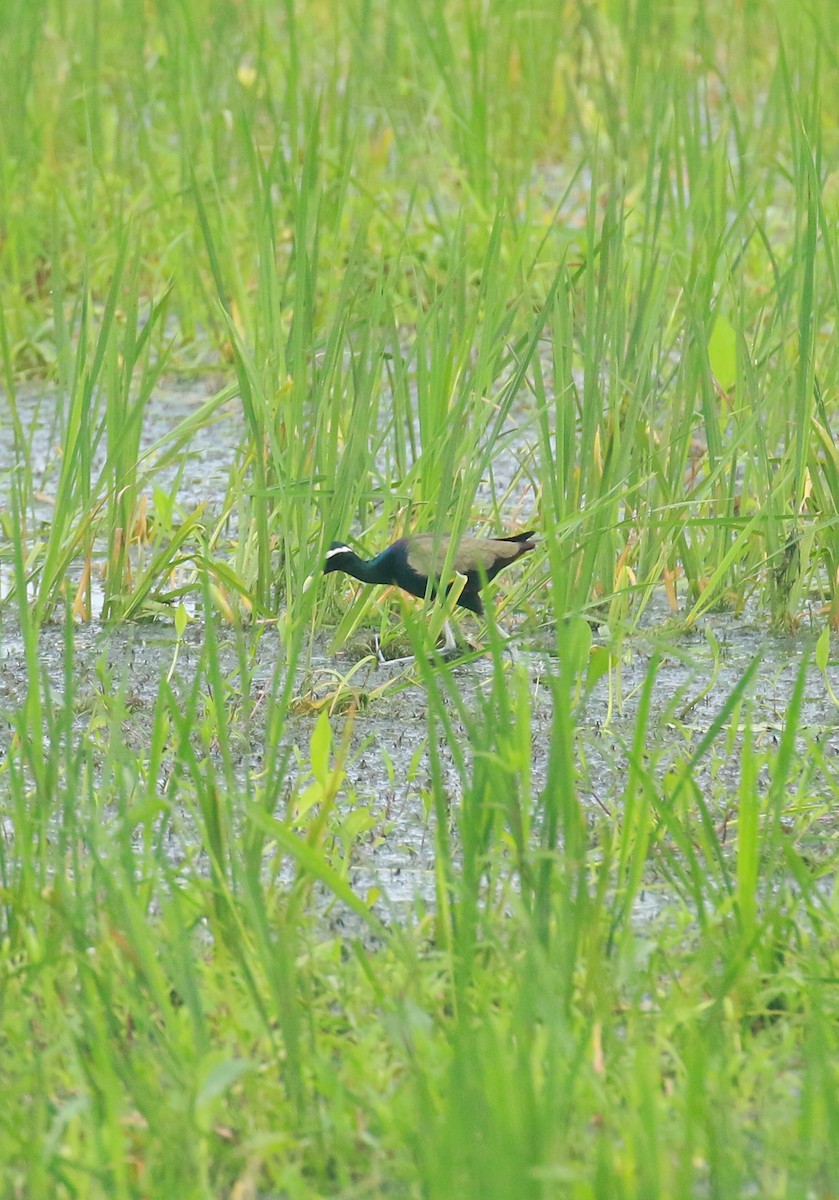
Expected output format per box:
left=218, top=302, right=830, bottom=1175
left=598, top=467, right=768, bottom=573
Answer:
left=342, top=550, right=394, bottom=586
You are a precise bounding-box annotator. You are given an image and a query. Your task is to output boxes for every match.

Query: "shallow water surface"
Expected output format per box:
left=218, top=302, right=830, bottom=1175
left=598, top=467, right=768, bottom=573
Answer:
left=1, top=606, right=837, bottom=929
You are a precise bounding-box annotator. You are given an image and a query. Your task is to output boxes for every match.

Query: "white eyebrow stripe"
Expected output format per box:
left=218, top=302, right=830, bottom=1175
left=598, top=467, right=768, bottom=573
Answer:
left=325, top=545, right=351, bottom=560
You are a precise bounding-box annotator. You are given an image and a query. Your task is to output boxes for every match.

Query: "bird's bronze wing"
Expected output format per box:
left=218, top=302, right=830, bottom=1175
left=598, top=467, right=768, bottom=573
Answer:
left=409, top=535, right=528, bottom=577
left=404, top=535, right=455, bottom=578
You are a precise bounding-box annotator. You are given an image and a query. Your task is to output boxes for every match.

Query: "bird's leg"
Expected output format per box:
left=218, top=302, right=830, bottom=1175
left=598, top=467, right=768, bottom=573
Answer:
left=495, top=621, right=521, bottom=664
left=378, top=619, right=458, bottom=663
left=374, top=631, right=415, bottom=666
left=425, top=571, right=467, bottom=658
left=440, top=619, right=457, bottom=656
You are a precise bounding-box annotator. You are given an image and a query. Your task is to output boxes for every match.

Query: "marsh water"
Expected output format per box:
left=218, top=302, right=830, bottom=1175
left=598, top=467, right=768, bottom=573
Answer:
left=2, top=381, right=839, bottom=925
left=1, top=588, right=836, bottom=919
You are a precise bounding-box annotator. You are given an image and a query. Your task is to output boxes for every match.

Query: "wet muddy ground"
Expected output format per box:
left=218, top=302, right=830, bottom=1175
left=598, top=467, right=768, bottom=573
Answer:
left=1, top=602, right=837, bottom=925
left=0, top=379, right=243, bottom=518
left=2, top=381, right=839, bottom=926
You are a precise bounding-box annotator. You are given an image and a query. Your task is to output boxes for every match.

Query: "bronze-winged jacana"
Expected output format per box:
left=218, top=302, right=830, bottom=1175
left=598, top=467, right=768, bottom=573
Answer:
left=323, top=531, right=536, bottom=657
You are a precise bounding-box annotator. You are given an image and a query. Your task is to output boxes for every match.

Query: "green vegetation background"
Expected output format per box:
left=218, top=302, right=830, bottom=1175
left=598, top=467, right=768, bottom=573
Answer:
left=2, top=0, right=839, bottom=1196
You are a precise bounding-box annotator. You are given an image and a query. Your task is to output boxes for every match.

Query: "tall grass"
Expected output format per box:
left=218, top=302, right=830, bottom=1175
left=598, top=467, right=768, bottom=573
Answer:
left=2, top=0, right=839, bottom=1196
left=3, top=0, right=839, bottom=623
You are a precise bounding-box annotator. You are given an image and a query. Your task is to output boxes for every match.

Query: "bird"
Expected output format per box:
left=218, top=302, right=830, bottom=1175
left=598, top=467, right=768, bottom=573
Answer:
left=323, top=530, right=536, bottom=656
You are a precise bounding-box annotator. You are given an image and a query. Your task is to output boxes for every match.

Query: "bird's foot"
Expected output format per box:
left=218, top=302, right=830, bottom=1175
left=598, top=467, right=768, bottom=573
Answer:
left=374, top=632, right=414, bottom=666
left=494, top=623, right=521, bottom=664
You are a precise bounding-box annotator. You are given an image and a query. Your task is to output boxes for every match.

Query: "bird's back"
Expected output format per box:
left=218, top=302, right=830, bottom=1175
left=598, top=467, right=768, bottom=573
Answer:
left=406, top=532, right=535, bottom=580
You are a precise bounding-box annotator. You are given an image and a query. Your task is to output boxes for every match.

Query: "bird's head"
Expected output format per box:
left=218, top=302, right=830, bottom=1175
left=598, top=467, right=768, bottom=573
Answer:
left=323, top=542, right=356, bottom=575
